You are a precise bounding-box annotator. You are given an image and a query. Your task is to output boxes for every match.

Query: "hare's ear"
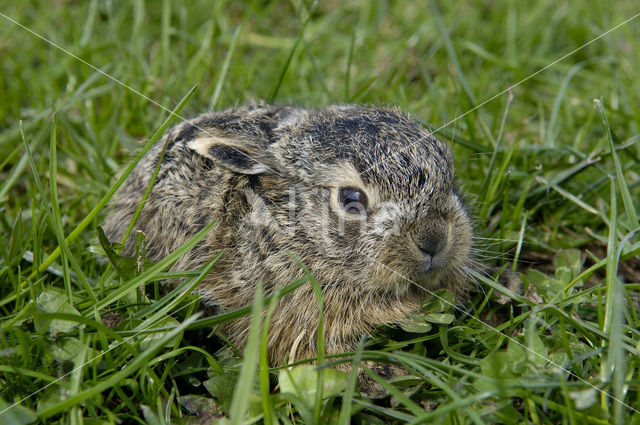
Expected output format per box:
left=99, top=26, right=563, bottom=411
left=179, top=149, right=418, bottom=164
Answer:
left=187, top=134, right=273, bottom=175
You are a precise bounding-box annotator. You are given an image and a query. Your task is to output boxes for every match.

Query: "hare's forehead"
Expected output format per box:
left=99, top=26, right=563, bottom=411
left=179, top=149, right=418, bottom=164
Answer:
left=296, top=113, right=453, bottom=169
left=292, top=127, right=455, bottom=198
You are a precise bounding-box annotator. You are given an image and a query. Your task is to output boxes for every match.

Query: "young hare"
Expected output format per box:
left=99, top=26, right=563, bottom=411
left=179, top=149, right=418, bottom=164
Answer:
left=104, top=104, right=474, bottom=397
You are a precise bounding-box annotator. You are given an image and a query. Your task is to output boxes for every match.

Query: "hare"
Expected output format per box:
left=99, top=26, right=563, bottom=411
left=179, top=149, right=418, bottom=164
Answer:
left=104, top=104, right=474, bottom=397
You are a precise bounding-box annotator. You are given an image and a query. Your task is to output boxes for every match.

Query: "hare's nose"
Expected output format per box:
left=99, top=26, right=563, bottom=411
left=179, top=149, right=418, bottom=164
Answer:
left=413, top=229, right=446, bottom=259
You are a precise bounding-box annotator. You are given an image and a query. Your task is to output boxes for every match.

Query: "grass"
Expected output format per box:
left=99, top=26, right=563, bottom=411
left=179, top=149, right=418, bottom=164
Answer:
left=1, top=0, right=639, bottom=423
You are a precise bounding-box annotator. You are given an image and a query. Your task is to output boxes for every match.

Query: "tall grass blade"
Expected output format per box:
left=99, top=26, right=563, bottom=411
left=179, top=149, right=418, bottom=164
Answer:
left=48, top=115, right=73, bottom=304
left=595, top=98, right=639, bottom=229
left=21, top=121, right=97, bottom=303
left=267, top=4, right=315, bottom=102
left=210, top=25, right=242, bottom=109
left=603, top=177, right=627, bottom=423
left=337, top=338, right=364, bottom=425
left=229, top=284, right=264, bottom=423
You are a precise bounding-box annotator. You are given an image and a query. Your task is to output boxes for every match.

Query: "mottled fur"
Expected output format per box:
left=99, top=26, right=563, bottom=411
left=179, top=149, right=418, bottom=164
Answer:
left=104, top=104, right=474, bottom=397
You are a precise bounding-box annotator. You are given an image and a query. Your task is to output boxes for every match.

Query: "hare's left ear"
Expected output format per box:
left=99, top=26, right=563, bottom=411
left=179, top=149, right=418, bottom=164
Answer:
left=187, top=134, right=273, bottom=175
left=185, top=104, right=305, bottom=175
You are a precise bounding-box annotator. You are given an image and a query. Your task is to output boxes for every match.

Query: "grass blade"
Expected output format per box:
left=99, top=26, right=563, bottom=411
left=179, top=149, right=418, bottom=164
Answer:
left=229, top=284, right=263, bottom=423
left=21, top=121, right=97, bottom=303
left=602, top=177, right=627, bottom=423
left=210, top=25, right=242, bottom=109
left=267, top=4, right=315, bottom=102
left=259, top=288, right=280, bottom=425
left=338, top=338, right=364, bottom=425
left=595, top=98, right=639, bottom=229
left=48, top=115, right=74, bottom=305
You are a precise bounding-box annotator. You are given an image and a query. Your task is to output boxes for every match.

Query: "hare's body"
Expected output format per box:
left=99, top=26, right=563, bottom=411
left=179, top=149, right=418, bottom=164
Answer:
left=104, top=105, right=473, bottom=395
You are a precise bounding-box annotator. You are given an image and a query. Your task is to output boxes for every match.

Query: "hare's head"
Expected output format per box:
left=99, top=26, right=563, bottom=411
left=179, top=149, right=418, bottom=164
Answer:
left=185, top=104, right=473, bottom=297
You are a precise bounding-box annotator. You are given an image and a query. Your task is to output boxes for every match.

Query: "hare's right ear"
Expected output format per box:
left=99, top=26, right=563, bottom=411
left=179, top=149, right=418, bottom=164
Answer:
left=187, top=134, right=274, bottom=175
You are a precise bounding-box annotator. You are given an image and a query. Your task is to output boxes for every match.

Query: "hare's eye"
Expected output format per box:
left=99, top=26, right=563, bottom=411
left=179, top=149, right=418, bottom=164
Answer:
left=338, top=188, right=367, bottom=214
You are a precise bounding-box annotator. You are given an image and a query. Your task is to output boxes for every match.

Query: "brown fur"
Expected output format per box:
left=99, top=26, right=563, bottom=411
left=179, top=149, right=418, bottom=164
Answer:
left=104, top=104, right=474, bottom=397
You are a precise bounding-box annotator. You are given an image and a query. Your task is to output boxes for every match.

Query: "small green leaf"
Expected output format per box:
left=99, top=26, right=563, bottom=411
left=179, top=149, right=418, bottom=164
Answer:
left=523, top=332, right=547, bottom=369
left=140, top=405, right=163, bottom=425
left=525, top=269, right=564, bottom=298
left=505, top=342, right=527, bottom=370
left=35, top=290, right=83, bottom=336
left=569, top=388, right=598, bottom=410
left=423, top=312, right=455, bottom=325
left=177, top=395, right=224, bottom=422
left=204, top=370, right=239, bottom=413
left=554, top=267, right=574, bottom=286
left=399, top=312, right=433, bottom=333
left=36, top=386, right=67, bottom=413
left=553, top=249, right=582, bottom=274
left=421, top=289, right=455, bottom=313
left=544, top=278, right=565, bottom=297
left=475, top=350, right=520, bottom=396
left=524, top=268, right=548, bottom=288
left=553, top=249, right=584, bottom=289
left=51, top=337, right=100, bottom=366
left=0, top=398, right=37, bottom=425
left=279, top=365, right=348, bottom=405
left=96, top=226, right=157, bottom=280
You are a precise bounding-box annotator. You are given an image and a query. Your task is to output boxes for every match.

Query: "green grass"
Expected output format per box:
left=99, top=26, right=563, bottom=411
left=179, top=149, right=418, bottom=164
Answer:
left=1, top=0, right=639, bottom=423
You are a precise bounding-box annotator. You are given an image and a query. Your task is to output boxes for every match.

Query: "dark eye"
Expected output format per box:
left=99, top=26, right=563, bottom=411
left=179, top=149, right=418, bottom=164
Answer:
left=338, top=188, right=368, bottom=214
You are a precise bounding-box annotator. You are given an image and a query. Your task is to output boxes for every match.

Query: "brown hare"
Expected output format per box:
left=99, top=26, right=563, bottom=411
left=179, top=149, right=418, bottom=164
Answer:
left=104, top=104, right=474, bottom=397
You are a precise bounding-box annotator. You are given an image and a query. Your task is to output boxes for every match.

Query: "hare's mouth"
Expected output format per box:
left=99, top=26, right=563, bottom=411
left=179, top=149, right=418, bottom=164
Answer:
left=410, top=235, right=450, bottom=273
left=411, top=269, right=445, bottom=290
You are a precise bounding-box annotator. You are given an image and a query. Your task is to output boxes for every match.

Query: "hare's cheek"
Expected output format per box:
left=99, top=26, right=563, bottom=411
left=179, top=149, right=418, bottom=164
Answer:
left=329, top=211, right=367, bottom=247
left=447, top=211, right=473, bottom=257
left=375, top=234, right=420, bottom=269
